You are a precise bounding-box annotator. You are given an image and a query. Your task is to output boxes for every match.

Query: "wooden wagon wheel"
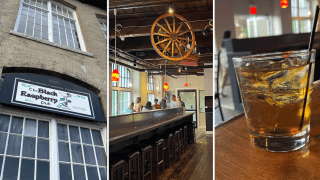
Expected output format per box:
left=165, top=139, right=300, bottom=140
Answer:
left=151, top=13, right=196, bottom=61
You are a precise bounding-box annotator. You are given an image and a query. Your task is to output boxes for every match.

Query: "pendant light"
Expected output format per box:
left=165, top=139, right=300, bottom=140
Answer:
left=281, top=0, right=288, bottom=8
left=184, top=75, right=189, bottom=87
left=164, top=60, right=169, bottom=90
left=112, top=9, right=120, bottom=82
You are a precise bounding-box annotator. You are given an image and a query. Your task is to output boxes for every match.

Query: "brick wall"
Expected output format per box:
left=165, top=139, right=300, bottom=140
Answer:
left=0, top=0, right=107, bottom=120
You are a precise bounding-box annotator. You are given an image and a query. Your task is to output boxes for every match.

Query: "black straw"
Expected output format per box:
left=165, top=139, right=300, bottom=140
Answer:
left=299, top=5, right=319, bottom=131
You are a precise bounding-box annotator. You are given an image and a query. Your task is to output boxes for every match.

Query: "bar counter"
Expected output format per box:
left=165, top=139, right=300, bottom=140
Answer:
left=109, top=107, right=194, bottom=153
left=215, top=80, right=320, bottom=179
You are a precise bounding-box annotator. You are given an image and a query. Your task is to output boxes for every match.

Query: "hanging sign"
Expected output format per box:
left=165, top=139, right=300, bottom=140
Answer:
left=0, top=73, right=105, bottom=122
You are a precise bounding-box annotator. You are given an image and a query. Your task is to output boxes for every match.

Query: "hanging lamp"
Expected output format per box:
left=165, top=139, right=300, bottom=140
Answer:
left=164, top=61, right=169, bottom=90
left=280, top=0, right=288, bottom=8
left=184, top=75, right=189, bottom=87
left=112, top=9, right=120, bottom=82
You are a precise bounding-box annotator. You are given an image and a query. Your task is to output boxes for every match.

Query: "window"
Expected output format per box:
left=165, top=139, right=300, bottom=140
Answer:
left=112, top=90, right=118, bottom=116
left=148, top=93, right=155, bottom=103
left=234, top=15, right=272, bottom=38
left=119, top=91, right=131, bottom=115
left=148, top=76, right=155, bottom=91
left=291, top=0, right=311, bottom=33
left=57, top=123, right=107, bottom=180
left=200, top=90, right=205, bottom=113
left=0, top=114, right=106, bottom=180
left=119, top=66, right=131, bottom=88
left=0, top=115, right=50, bottom=179
left=98, top=18, right=107, bottom=39
left=111, top=63, right=131, bottom=88
left=15, top=0, right=86, bottom=51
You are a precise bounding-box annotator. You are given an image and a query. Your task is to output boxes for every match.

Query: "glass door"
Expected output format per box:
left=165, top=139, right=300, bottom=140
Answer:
left=178, top=90, right=197, bottom=128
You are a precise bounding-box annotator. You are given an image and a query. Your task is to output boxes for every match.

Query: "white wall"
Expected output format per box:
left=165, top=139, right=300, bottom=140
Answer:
left=204, top=67, right=213, bottom=96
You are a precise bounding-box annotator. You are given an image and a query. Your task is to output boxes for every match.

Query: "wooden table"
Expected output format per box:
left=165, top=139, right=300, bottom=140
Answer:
left=215, top=81, right=320, bottom=180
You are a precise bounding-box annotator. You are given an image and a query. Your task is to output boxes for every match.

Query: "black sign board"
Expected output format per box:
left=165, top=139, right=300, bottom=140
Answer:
left=0, top=73, right=105, bottom=123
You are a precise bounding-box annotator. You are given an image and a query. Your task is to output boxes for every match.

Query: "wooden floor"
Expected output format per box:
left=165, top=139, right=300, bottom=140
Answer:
left=158, top=128, right=213, bottom=180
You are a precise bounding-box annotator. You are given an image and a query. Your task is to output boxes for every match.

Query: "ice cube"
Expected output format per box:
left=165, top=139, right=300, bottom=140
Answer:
left=263, top=70, right=288, bottom=84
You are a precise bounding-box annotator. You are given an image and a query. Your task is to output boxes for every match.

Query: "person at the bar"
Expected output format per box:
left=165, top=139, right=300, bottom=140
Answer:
left=178, top=96, right=185, bottom=111
left=134, top=97, right=142, bottom=112
left=142, top=101, right=155, bottom=111
left=152, top=99, right=162, bottom=109
left=159, top=97, right=167, bottom=109
left=171, top=95, right=181, bottom=108
left=126, top=102, right=136, bottom=113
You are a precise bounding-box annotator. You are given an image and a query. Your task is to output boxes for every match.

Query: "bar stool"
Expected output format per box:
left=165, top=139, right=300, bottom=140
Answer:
left=156, top=132, right=173, bottom=168
left=124, top=144, right=152, bottom=180
left=177, top=127, right=184, bottom=155
left=186, top=123, right=195, bottom=144
left=193, top=122, right=197, bottom=143
left=140, top=138, right=165, bottom=180
left=180, top=125, right=188, bottom=153
left=173, top=130, right=180, bottom=162
left=111, top=149, right=140, bottom=180
left=110, top=157, right=125, bottom=180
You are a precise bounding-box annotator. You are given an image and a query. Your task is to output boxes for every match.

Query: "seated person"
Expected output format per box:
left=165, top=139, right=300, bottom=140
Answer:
left=152, top=99, right=162, bottom=109
left=126, top=102, right=136, bottom=113
left=142, top=101, right=155, bottom=111
left=159, top=97, right=167, bottom=109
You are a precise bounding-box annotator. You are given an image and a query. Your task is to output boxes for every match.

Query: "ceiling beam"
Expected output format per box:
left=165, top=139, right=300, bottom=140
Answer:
left=114, top=32, right=213, bottom=51
left=152, top=56, right=213, bottom=65
left=110, top=20, right=212, bottom=38
left=109, top=0, right=209, bottom=10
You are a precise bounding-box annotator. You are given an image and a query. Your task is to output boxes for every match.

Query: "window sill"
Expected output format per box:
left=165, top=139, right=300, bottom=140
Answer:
left=10, top=30, right=94, bottom=58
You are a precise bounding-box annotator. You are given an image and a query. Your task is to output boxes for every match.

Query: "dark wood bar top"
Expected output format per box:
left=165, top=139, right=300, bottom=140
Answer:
left=109, top=108, right=194, bottom=145
left=215, top=80, right=320, bottom=180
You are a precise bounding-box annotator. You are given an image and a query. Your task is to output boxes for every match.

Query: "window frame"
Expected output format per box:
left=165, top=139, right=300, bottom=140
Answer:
left=14, top=0, right=87, bottom=52
left=0, top=111, right=107, bottom=180
left=291, top=0, right=312, bottom=34
left=112, top=90, right=118, bottom=116
left=147, top=75, right=155, bottom=92
left=148, top=93, right=155, bottom=103
left=97, top=17, right=107, bottom=39
left=119, top=91, right=131, bottom=115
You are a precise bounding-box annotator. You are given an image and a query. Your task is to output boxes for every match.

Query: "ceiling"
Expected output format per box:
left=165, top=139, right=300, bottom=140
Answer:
left=109, top=0, right=213, bottom=76
left=78, top=0, right=106, bottom=10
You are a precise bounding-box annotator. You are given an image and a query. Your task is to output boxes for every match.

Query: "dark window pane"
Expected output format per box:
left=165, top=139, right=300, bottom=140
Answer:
left=53, top=24, right=59, bottom=30
left=38, top=121, right=49, bottom=138
left=59, top=163, right=72, bottom=180
left=83, top=145, right=96, bottom=165
left=7, top=135, right=22, bottom=156
left=54, top=36, right=60, bottom=43
left=20, top=159, right=35, bottom=180
left=36, top=161, right=50, bottom=180
left=18, top=25, right=25, bottom=33
left=35, top=14, right=41, bottom=20
left=35, top=19, right=41, bottom=25
left=34, top=30, right=41, bottom=38
left=53, top=30, right=59, bottom=36
left=10, top=116, right=23, bottom=134
left=58, top=142, right=70, bottom=162
left=42, top=21, right=48, bottom=27
left=68, top=41, right=74, bottom=48
left=34, top=24, right=41, bottom=31
left=100, top=168, right=107, bottom=180
left=81, top=128, right=92, bottom=144
left=73, top=165, right=86, bottom=180
left=61, top=39, right=67, bottom=46
left=22, top=137, right=36, bottom=158
left=92, top=130, right=103, bottom=146
left=57, top=124, right=68, bottom=141
left=42, top=26, right=48, bottom=33
left=26, top=28, right=33, bottom=36
left=24, top=119, right=36, bottom=136
left=69, top=126, right=80, bottom=143
left=0, top=114, right=10, bottom=132
left=87, top=166, right=99, bottom=180
left=42, top=32, right=48, bottom=40
left=95, top=147, right=106, bottom=166
left=27, top=17, right=34, bottom=23
left=71, top=144, right=83, bottom=163
left=37, top=139, right=49, bottom=159
left=0, top=133, right=7, bottom=154
left=2, top=157, right=19, bottom=179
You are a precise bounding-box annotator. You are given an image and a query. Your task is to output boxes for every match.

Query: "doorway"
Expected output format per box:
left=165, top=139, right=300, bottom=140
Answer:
left=178, top=89, right=197, bottom=128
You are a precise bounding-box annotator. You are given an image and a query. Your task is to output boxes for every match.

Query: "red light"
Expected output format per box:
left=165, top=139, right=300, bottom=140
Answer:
left=111, top=69, right=119, bottom=82
left=164, top=83, right=169, bottom=90
left=281, top=0, right=288, bottom=8
left=250, top=7, right=257, bottom=15
left=184, top=83, right=189, bottom=87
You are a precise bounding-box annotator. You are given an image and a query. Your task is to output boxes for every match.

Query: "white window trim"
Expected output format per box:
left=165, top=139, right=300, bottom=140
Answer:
left=0, top=110, right=107, bottom=180
left=14, top=0, right=87, bottom=52
left=97, top=17, right=107, bottom=39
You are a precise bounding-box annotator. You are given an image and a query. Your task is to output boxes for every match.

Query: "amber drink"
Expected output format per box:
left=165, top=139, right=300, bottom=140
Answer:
left=233, top=50, right=316, bottom=152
